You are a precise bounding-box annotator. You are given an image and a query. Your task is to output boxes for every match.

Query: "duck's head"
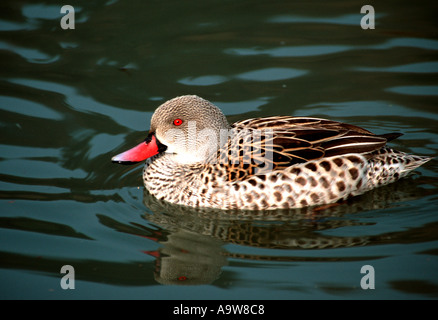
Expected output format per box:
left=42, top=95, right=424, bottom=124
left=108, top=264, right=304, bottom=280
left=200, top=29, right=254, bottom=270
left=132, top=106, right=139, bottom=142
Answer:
left=112, top=95, right=230, bottom=165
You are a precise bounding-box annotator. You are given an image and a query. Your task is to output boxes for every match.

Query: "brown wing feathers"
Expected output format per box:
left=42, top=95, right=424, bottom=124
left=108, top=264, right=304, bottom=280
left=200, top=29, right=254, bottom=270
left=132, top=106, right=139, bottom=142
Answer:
left=236, top=117, right=399, bottom=161
left=219, top=117, right=401, bottom=180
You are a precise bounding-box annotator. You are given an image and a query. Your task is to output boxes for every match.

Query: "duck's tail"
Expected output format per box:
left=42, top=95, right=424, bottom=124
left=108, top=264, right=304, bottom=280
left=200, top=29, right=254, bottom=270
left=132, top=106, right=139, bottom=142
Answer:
left=368, top=148, right=432, bottom=188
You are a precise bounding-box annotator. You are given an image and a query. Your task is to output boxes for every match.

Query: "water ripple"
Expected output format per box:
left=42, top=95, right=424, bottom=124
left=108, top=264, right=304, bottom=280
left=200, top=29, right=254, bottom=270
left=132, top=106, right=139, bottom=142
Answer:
left=236, top=67, right=308, bottom=81
left=0, top=96, right=63, bottom=120
left=215, top=97, right=272, bottom=115
left=296, top=100, right=438, bottom=120
left=267, top=13, right=385, bottom=26
left=226, top=45, right=350, bottom=58
left=178, top=75, right=228, bottom=86
left=225, top=38, right=438, bottom=61
left=386, top=85, right=438, bottom=96
left=0, top=41, right=59, bottom=64
left=179, top=68, right=308, bottom=87
left=0, top=159, right=87, bottom=179
left=7, top=78, right=148, bottom=131
left=22, top=4, right=72, bottom=20
left=354, top=61, right=438, bottom=73
left=0, top=19, right=37, bottom=31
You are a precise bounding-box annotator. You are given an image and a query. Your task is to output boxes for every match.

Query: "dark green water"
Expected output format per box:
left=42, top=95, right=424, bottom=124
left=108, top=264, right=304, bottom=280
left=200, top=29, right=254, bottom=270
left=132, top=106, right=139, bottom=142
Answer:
left=1, top=0, right=437, bottom=299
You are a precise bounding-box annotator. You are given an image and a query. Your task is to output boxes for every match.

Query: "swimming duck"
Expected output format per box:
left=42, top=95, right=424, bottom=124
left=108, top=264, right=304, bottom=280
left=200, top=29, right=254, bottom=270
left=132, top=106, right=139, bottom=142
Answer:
left=112, top=95, right=432, bottom=210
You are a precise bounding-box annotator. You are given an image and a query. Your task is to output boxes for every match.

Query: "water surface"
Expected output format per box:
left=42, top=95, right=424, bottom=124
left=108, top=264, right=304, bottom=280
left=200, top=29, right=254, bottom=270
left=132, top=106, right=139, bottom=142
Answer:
left=0, top=0, right=437, bottom=299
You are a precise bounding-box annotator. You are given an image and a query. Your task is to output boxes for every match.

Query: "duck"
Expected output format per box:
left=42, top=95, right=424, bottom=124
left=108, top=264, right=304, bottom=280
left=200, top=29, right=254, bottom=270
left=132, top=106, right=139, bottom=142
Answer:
left=112, top=95, right=432, bottom=210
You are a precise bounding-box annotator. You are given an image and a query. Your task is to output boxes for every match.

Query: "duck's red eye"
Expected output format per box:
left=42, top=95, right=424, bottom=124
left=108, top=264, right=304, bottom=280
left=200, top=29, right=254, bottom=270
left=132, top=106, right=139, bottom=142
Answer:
left=173, top=118, right=183, bottom=126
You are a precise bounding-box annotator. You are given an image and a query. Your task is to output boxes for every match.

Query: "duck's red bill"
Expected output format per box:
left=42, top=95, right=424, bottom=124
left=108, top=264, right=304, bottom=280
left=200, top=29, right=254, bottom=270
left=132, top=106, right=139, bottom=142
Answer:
left=112, top=135, right=159, bottom=164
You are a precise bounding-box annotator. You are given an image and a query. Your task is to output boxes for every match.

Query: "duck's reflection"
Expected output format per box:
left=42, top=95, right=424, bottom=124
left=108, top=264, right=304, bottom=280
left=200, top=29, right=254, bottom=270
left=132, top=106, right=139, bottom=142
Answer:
left=137, top=175, right=430, bottom=285
left=144, top=229, right=227, bottom=285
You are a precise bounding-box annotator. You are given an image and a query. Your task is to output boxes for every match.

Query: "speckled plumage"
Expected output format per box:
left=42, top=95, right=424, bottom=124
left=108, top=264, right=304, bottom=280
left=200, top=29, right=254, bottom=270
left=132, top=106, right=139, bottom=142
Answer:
left=115, top=95, right=432, bottom=210
left=143, top=146, right=429, bottom=210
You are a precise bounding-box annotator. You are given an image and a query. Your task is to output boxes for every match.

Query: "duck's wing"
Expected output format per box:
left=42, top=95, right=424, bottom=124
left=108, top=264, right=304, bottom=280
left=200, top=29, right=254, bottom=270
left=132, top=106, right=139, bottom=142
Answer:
left=216, top=116, right=402, bottom=181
